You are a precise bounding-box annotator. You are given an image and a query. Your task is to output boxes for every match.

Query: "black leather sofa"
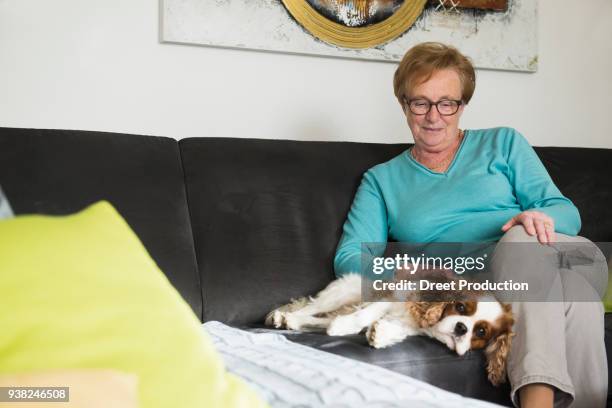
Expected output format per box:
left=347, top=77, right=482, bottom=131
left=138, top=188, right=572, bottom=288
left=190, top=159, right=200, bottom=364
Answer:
left=1, top=126, right=610, bottom=407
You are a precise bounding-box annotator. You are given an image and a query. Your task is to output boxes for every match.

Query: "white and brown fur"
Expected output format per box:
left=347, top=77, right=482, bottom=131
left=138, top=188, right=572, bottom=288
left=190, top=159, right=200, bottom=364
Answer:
left=265, top=273, right=514, bottom=386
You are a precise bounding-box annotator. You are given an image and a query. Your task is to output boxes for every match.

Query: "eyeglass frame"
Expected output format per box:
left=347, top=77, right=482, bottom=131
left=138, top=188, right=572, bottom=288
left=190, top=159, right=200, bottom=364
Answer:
left=402, top=97, right=464, bottom=116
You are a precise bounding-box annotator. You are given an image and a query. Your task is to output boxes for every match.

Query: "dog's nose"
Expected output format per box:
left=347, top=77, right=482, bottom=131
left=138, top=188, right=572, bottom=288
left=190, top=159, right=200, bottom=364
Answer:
left=454, top=322, right=467, bottom=336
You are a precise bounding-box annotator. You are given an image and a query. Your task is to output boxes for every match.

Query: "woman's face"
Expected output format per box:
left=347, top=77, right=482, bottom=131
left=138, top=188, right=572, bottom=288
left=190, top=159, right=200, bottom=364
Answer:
left=404, top=68, right=465, bottom=153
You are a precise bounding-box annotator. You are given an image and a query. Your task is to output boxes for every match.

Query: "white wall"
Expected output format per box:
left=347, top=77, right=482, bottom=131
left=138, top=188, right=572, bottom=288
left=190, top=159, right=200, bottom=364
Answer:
left=1, top=0, right=611, bottom=147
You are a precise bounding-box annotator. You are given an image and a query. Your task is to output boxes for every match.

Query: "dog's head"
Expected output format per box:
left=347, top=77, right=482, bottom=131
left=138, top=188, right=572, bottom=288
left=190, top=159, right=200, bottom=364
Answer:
left=429, top=297, right=514, bottom=385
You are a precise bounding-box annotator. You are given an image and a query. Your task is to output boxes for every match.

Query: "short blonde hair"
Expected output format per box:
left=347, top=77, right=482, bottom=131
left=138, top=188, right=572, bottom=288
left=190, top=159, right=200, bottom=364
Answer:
left=393, top=42, right=476, bottom=104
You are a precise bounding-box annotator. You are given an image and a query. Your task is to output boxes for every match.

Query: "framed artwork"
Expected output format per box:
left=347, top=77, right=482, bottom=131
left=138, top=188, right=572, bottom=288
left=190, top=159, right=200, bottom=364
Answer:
left=161, top=0, right=537, bottom=72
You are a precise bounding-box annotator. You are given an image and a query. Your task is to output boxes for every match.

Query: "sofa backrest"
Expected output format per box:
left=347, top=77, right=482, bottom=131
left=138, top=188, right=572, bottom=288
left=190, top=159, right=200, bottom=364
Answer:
left=179, top=138, right=407, bottom=324
left=0, top=128, right=202, bottom=319
left=533, top=146, right=612, bottom=242
left=180, top=138, right=612, bottom=325
left=2, top=127, right=611, bottom=326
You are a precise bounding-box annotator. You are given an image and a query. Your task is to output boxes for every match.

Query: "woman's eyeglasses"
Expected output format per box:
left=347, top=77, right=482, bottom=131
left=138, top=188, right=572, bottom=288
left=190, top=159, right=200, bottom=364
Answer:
left=404, top=98, right=463, bottom=116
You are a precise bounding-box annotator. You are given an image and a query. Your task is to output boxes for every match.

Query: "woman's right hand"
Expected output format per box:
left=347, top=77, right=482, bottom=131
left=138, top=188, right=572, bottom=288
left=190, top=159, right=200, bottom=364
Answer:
left=501, top=210, right=556, bottom=244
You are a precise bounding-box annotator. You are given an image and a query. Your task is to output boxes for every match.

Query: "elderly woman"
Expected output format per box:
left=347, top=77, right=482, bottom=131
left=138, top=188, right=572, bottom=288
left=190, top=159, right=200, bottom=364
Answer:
left=333, top=42, right=607, bottom=408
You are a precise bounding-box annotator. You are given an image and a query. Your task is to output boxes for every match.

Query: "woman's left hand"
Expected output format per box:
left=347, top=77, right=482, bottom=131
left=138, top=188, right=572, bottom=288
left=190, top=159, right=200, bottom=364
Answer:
left=501, top=210, right=556, bottom=244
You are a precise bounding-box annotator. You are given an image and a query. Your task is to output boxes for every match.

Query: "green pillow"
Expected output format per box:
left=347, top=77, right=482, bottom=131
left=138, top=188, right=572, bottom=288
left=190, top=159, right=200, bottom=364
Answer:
left=0, top=201, right=266, bottom=408
left=604, top=269, right=612, bottom=313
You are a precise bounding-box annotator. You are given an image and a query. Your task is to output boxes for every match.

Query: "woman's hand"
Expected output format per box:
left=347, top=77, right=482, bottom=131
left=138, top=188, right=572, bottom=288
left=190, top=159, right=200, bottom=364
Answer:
left=501, top=210, right=556, bottom=244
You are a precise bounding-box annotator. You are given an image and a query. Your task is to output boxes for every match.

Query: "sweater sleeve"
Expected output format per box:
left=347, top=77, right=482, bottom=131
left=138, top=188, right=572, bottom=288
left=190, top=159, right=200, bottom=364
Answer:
left=505, top=129, right=581, bottom=236
left=333, top=169, right=389, bottom=278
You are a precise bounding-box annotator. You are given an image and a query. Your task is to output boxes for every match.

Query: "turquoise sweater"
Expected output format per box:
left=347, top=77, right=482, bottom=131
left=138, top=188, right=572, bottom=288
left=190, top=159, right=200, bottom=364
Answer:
left=334, top=127, right=581, bottom=277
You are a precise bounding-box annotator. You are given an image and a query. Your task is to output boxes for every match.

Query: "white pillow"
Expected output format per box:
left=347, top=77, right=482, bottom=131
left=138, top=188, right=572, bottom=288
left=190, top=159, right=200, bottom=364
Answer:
left=0, top=185, right=13, bottom=219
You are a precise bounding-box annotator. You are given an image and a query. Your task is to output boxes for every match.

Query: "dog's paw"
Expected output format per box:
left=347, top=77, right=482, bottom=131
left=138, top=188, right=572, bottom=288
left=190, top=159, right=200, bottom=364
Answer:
left=366, top=322, right=384, bottom=348
left=366, top=321, right=393, bottom=349
left=264, top=309, right=288, bottom=329
left=366, top=320, right=410, bottom=349
left=273, top=310, right=287, bottom=329
left=327, top=315, right=362, bottom=336
left=283, top=313, right=304, bottom=331
left=265, top=298, right=311, bottom=329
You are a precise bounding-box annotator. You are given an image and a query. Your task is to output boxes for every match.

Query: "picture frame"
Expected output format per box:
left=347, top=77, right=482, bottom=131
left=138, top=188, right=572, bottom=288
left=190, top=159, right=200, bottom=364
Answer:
left=161, top=0, right=537, bottom=72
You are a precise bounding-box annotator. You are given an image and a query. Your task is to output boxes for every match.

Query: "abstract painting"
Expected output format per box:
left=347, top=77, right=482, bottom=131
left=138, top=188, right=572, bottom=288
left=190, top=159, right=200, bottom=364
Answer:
left=306, top=0, right=407, bottom=27
left=161, top=0, right=537, bottom=72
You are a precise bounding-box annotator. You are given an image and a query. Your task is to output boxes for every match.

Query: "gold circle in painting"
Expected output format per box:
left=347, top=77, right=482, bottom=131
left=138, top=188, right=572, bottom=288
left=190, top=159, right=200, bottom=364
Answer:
left=281, top=0, right=427, bottom=49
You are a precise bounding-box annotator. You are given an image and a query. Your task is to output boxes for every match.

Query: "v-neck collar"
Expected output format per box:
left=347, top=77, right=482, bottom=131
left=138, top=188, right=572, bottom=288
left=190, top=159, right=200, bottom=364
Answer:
left=405, top=130, right=470, bottom=177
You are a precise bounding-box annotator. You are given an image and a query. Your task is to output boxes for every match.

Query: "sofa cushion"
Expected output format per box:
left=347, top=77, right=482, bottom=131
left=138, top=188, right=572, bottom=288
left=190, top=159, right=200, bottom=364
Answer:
left=0, top=201, right=265, bottom=408
left=210, top=322, right=510, bottom=407
left=249, top=327, right=512, bottom=406
left=0, top=127, right=201, bottom=318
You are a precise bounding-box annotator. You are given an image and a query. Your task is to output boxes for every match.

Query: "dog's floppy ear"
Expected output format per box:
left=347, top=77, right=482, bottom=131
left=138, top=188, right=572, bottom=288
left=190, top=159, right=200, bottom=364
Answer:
left=406, top=302, right=450, bottom=328
left=485, top=330, right=514, bottom=386
left=502, top=302, right=513, bottom=314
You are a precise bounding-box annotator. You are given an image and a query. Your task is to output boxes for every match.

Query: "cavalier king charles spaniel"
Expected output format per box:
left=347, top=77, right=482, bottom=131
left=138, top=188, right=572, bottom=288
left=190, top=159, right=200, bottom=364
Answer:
left=265, top=273, right=514, bottom=386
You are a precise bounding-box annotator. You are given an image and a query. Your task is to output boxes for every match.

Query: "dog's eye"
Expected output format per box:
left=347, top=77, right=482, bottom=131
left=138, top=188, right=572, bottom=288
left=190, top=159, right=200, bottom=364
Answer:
left=455, top=303, right=465, bottom=313
left=476, top=327, right=486, bottom=338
